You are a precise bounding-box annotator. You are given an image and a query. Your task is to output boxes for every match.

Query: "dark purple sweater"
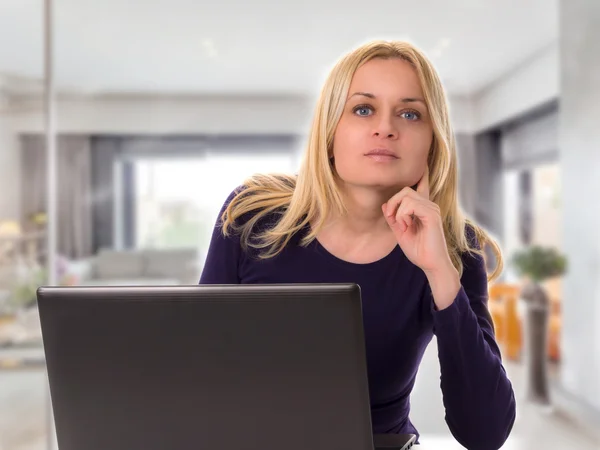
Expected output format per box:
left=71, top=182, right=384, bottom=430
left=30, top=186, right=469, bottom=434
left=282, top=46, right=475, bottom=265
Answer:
left=199, top=190, right=516, bottom=450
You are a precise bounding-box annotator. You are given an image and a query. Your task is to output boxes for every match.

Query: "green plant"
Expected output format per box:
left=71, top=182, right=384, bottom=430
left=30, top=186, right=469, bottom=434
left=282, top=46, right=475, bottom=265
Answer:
left=511, top=245, right=567, bottom=283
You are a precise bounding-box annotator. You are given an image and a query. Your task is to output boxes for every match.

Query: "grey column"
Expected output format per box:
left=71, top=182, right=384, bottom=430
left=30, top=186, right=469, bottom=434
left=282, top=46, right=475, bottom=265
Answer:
left=474, top=131, right=503, bottom=239
left=91, top=137, right=119, bottom=252
left=455, top=133, right=478, bottom=219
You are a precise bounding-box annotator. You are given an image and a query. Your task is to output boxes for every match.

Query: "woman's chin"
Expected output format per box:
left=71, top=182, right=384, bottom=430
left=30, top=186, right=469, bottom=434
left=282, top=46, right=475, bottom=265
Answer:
left=340, top=178, right=413, bottom=192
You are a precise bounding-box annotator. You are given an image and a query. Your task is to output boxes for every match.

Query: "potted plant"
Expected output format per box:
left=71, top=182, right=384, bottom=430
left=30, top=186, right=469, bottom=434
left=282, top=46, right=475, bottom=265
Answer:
left=511, top=245, right=567, bottom=407
left=512, top=246, right=567, bottom=305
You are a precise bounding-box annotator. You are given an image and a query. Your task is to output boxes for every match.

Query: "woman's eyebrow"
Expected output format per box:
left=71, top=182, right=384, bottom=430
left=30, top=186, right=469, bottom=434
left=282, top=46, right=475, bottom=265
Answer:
left=348, top=92, right=426, bottom=105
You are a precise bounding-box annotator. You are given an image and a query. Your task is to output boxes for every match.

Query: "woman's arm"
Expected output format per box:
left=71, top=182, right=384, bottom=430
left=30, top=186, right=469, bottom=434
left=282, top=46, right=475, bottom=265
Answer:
left=430, top=233, right=516, bottom=450
left=382, top=171, right=515, bottom=448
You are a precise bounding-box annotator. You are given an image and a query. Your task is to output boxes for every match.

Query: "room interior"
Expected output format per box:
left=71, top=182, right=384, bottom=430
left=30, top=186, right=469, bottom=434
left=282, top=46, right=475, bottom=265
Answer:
left=1, top=0, right=600, bottom=449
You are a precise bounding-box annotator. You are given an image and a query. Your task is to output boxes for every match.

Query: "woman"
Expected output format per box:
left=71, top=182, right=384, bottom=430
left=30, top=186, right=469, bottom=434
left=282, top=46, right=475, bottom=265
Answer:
left=200, top=40, right=516, bottom=449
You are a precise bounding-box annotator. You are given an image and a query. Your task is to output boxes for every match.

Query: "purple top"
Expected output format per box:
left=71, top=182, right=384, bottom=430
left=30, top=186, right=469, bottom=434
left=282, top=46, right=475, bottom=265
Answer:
left=199, top=189, right=516, bottom=449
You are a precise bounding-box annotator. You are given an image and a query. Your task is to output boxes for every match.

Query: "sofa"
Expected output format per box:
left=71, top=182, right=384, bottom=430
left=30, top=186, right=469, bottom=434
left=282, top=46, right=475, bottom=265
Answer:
left=74, top=248, right=202, bottom=286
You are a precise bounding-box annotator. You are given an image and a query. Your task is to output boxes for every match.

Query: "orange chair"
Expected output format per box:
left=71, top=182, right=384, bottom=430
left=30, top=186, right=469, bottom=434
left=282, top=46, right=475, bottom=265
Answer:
left=488, top=281, right=562, bottom=362
left=488, top=284, right=522, bottom=361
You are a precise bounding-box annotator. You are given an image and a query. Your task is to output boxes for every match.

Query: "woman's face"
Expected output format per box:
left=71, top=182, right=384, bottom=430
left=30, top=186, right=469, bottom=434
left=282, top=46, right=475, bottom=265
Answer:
left=332, top=57, right=433, bottom=191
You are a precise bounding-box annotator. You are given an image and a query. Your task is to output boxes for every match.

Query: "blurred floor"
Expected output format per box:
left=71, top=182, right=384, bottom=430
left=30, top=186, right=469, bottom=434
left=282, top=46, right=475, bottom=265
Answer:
left=1, top=342, right=599, bottom=450
left=411, top=343, right=600, bottom=449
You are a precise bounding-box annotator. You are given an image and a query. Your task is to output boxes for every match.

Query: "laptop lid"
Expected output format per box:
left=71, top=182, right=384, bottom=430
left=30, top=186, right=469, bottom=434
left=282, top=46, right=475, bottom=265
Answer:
left=37, top=283, right=383, bottom=450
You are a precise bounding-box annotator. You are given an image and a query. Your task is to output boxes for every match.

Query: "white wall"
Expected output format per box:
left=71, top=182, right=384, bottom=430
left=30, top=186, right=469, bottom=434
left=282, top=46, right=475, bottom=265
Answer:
left=448, top=95, right=477, bottom=134
left=472, top=43, right=559, bottom=131
left=8, top=95, right=314, bottom=135
left=559, top=0, right=600, bottom=412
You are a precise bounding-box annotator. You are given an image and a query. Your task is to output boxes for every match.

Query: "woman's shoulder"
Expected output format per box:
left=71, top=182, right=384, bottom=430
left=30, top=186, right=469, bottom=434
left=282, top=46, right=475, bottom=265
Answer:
left=218, top=175, right=296, bottom=231
left=220, top=184, right=248, bottom=208
left=217, top=185, right=262, bottom=229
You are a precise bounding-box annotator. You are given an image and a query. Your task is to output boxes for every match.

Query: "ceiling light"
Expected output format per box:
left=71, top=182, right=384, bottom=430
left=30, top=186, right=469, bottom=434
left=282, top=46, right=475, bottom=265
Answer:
left=440, top=38, right=451, bottom=48
left=431, top=48, right=443, bottom=58
left=201, top=39, right=218, bottom=58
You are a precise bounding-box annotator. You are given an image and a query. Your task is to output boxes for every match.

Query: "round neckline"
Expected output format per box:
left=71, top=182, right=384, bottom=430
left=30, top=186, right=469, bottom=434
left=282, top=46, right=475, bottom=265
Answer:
left=311, top=236, right=404, bottom=272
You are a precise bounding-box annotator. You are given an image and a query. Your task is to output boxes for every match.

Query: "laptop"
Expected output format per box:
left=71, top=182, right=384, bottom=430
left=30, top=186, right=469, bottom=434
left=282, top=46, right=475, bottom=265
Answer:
left=37, top=284, right=416, bottom=450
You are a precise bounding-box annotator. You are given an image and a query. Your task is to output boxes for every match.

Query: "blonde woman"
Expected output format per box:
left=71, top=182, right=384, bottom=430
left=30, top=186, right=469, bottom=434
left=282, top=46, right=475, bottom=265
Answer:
left=200, top=40, right=516, bottom=449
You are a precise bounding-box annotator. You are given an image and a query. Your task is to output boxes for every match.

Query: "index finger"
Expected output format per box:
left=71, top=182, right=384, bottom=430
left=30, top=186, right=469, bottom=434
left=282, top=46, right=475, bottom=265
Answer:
left=416, top=164, right=430, bottom=199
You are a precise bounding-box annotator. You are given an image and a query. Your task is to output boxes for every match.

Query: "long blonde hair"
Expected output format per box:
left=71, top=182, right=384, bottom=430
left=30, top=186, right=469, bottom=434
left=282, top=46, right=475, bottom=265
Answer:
left=221, top=40, right=503, bottom=281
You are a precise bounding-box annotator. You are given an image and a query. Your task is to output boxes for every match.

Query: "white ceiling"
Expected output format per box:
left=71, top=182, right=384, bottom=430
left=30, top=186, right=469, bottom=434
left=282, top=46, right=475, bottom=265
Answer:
left=0, top=0, right=558, bottom=97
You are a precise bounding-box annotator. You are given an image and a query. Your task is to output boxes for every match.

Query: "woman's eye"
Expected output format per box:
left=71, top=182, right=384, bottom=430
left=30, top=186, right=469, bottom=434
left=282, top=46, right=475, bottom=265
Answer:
left=353, top=106, right=373, bottom=116
left=400, top=111, right=421, bottom=121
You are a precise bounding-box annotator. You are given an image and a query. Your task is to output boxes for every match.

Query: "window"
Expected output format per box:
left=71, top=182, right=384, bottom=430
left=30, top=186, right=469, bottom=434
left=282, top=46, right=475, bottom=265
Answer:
left=134, top=152, right=296, bottom=253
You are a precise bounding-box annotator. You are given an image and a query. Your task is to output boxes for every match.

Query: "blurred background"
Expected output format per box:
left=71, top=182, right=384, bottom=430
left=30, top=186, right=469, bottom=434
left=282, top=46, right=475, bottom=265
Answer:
left=0, top=0, right=598, bottom=449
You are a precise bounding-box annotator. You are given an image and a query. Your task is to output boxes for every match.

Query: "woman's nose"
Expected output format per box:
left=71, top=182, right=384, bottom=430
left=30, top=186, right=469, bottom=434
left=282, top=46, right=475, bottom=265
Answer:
left=373, top=115, right=399, bottom=139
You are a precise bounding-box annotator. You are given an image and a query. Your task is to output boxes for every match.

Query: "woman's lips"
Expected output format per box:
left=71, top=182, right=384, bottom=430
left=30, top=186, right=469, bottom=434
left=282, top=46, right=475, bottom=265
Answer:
left=365, top=149, right=399, bottom=162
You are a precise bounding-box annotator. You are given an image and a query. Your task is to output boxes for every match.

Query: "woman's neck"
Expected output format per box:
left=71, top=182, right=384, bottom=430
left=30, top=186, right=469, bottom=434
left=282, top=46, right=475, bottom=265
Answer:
left=315, top=184, right=399, bottom=264
left=330, top=184, right=398, bottom=235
